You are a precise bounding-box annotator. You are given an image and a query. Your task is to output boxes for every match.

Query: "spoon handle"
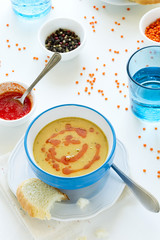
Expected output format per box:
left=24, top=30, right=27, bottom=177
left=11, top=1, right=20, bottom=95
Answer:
left=21, top=52, right=61, bottom=103
left=111, top=163, right=160, bottom=213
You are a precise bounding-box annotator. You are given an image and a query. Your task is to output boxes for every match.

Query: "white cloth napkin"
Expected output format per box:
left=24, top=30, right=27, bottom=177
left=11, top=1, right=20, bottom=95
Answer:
left=0, top=153, right=133, bottom=240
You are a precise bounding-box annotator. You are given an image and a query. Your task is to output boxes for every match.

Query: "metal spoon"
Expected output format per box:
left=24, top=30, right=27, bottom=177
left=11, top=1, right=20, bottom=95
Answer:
left=16, top=52, right=61, bottom=105
left=111, top=163, right=160, bottom=213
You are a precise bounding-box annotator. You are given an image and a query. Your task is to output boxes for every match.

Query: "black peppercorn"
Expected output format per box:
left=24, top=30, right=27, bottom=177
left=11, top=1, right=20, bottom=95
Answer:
left=45, top=28, right=81, bottom=53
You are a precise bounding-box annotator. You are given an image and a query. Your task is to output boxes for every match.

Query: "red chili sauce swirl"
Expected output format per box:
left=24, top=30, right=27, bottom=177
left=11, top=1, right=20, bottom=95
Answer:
left=41, top=124, right=101, bottom=175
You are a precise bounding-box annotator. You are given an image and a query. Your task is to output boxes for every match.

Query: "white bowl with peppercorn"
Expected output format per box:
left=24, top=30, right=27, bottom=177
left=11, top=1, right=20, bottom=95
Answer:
left=139, top=7, right=160, bottom=44
left=0, top=81, right=36, bottom=127
left=38, top=18, right=86, bottom=61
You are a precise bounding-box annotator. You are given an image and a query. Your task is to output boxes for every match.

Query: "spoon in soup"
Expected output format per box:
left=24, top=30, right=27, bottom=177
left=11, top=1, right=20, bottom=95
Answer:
left=111, top=163, right=160, bottom=213
left=15, top=52, right=61, bottom=105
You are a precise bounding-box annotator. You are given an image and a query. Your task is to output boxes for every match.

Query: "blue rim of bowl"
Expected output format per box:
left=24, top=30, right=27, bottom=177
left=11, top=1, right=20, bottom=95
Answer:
left=126, top=45, right=160, bottom=90
left=24, top=104, right=116, bottom=180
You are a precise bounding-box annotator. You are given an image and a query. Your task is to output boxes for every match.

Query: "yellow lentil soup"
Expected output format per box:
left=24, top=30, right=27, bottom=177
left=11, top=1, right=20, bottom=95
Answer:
left=33, top=117, right=109, bottom=177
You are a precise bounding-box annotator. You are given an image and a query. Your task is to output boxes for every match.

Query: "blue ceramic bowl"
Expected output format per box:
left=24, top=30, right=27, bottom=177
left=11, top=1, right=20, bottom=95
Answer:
left=24, top=104, right=116, bottom=190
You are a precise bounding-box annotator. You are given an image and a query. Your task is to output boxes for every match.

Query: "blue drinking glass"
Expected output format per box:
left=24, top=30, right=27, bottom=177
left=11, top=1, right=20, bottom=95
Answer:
left=127, top=46, right=160, bottom=121
left=10, top=0, right=51, bottom=19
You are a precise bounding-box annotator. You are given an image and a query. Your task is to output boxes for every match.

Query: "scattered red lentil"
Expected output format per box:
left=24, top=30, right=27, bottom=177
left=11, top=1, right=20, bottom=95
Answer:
left=102, top=5, right=106, bottom=8
left=138, top=135, right=141, bottom=139
left=105, top=97, right=108, bottom=100
left=78, top=92, right=80, bottom=95
left=6, top=24, right=9, bottom=27
left=127, top=8, right=130, bottom=11
left=124, top=95, right=126, bottom=98
left=122, top=17, right=125, bottom=20
left=117, top=105, right=120, bottom=109
left=143, top=128, right=146, bottom=131
left=84, top=16, right=87, bottom=19
left=143, top=144, right=147, bottom=147
left=15, top=43, right=18, bottom=47
left=155, top=127, right=158, bottom=130
left=18, top=48, right=21, bottom=51
left=23, top=47, right=26, bottom=50
left=150, top=148, right=153, bottom=151
left=121, top=35, right=124, bottom=38
left=80, top=73, right=83, bottom=76
left=8, top=45, right=10, bottom=48
left=102, top=72, right=105, bottom=75
left=5, top=73, right=8, bottom=76
left=157, top=156, right=160, bottom=160
left=143, top=169, right=146, bottom=173
left=6, top=40, right=9, bottom=42
left=125, top=49, right=128, bottom=52
left=75, top=81, right=79, bottom=84
left=125, top=107, right=128, bottom=111
left=83, top=67, right=86, bottom=70
left=111, top=28, right=114, bottom=32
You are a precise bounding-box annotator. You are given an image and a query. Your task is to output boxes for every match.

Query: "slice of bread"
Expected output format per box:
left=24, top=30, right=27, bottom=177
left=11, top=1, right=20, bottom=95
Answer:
left=16, top=178, right=68, bottom=220
left=130, top=0, right=160, bottom=4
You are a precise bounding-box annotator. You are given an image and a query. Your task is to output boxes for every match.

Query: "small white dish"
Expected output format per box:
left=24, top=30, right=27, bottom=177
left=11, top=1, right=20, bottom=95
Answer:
left=100, top=0, right=137, bottom=5
left=0, top=81, right=36, bottom=127
left=38, top=18, right=86, bottom=61
left=139, top=7, right=160, bottom=44
left=8, top=137, right=128, bottom=221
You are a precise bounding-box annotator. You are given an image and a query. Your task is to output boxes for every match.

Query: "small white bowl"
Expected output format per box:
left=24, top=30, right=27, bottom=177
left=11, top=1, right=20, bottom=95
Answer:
left=139, top=7, right=160, bottom=44
left=0, top=81, right=36, bottom=127
left=38, top=18, right=86, bottom=61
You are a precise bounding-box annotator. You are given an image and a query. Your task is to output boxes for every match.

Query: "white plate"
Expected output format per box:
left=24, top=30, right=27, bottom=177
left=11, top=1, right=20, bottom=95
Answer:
left=8, top=138, right=128, bottom=221
left=101, top=0, right=137, bottom=5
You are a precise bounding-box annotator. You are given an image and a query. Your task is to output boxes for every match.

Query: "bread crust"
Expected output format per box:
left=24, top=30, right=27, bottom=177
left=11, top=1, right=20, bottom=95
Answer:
left=16, top=178, right=69, bottom=220
left=132, top=0, right=160, bottom=4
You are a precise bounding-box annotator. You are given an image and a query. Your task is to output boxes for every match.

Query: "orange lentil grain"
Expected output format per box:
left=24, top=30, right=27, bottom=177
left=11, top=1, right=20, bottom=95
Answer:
left=150, top=148, right=153, bottom=151
left=93, top=5, right=96, bottom=8
left=157, top=171, right=160, bottom=174
left=112, top=58, right=115, bottom=61
left=88, top=92, right=91, bottom=95
left=117, top=23, right=120, bottom=26
left=102, top=93, right=104, bottom=96
left=6, top=40, right=9, bottom=42
left=96, top=8, right=99, bottom=10
left=5, top=73, right=8, bottom=76
left=6, top=24, right=9, bottom=27
left=155, top=127, right=158, bottom=130
left=109, top=49, right=112, bottom=52
left=119, top=90, right=122, bottom=93
left=102, top=72, right=105, bottom=75
left=122, top=17, right=125, bottom=20
left=111, top=28, right=114, bottom=32
left=12, top=70, right=14, bottom=72
left=75, top=81, right=79, bottom=84
left=102, top=5, right=106, bottom=8
left=137, top=40, right=140, bottom=43
left=45, top=60, right=48, bottom=63
left=78, top=92, right=80, bottom=95
left=121, top=35, right=124, bottom=38
left=143, top=169, right=146, bottom=173
left=15, top=43, right=18, bottom=46
left=127, top=8, right=130, bottom=11
left=115, top=73, right=118, bottom=76
left=157, top=156, right=160, bottom=160
left=143, top=144, right=147, bottom=147
left=157, top=175, right=160, bottom=178
left=117, top=105, right=120, bottom=108
left=84, top=16, right=87, bottom=19
left=92, top=25, right=95, bottom=29
left=93, top=29, right=96, bottom=32
left=138, top=135, right=141, bottom=139
left=157, top=150, right=160, bottom=153
left=103, top=64, right=106, bottom=67
left=80, top=73, right=83, bottom=76
left=97, top=57, right=99, bottom=60
left=125, top=49, right=128, bottom=52
left=51, top=6, right=54, bottom=9
left=95, top=21, right=97, bottom=24
left=105, top=97, right=108, bottom=100
left=92, top=16, right=95, bottom=19
left=23, top=47, right=26, bottom=50
left=125, top=107, right=128, bottom=111
left=82, top=67, right=86, bottom=70
left=8, top=45, right=10, bottom=48
left=124, top=95, right=127, bottom=98
left=137, top=47, right=140, bottom=50
left=143, top=128, right=146, bottom=131
left=18, top=48, right=21, bottom=51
